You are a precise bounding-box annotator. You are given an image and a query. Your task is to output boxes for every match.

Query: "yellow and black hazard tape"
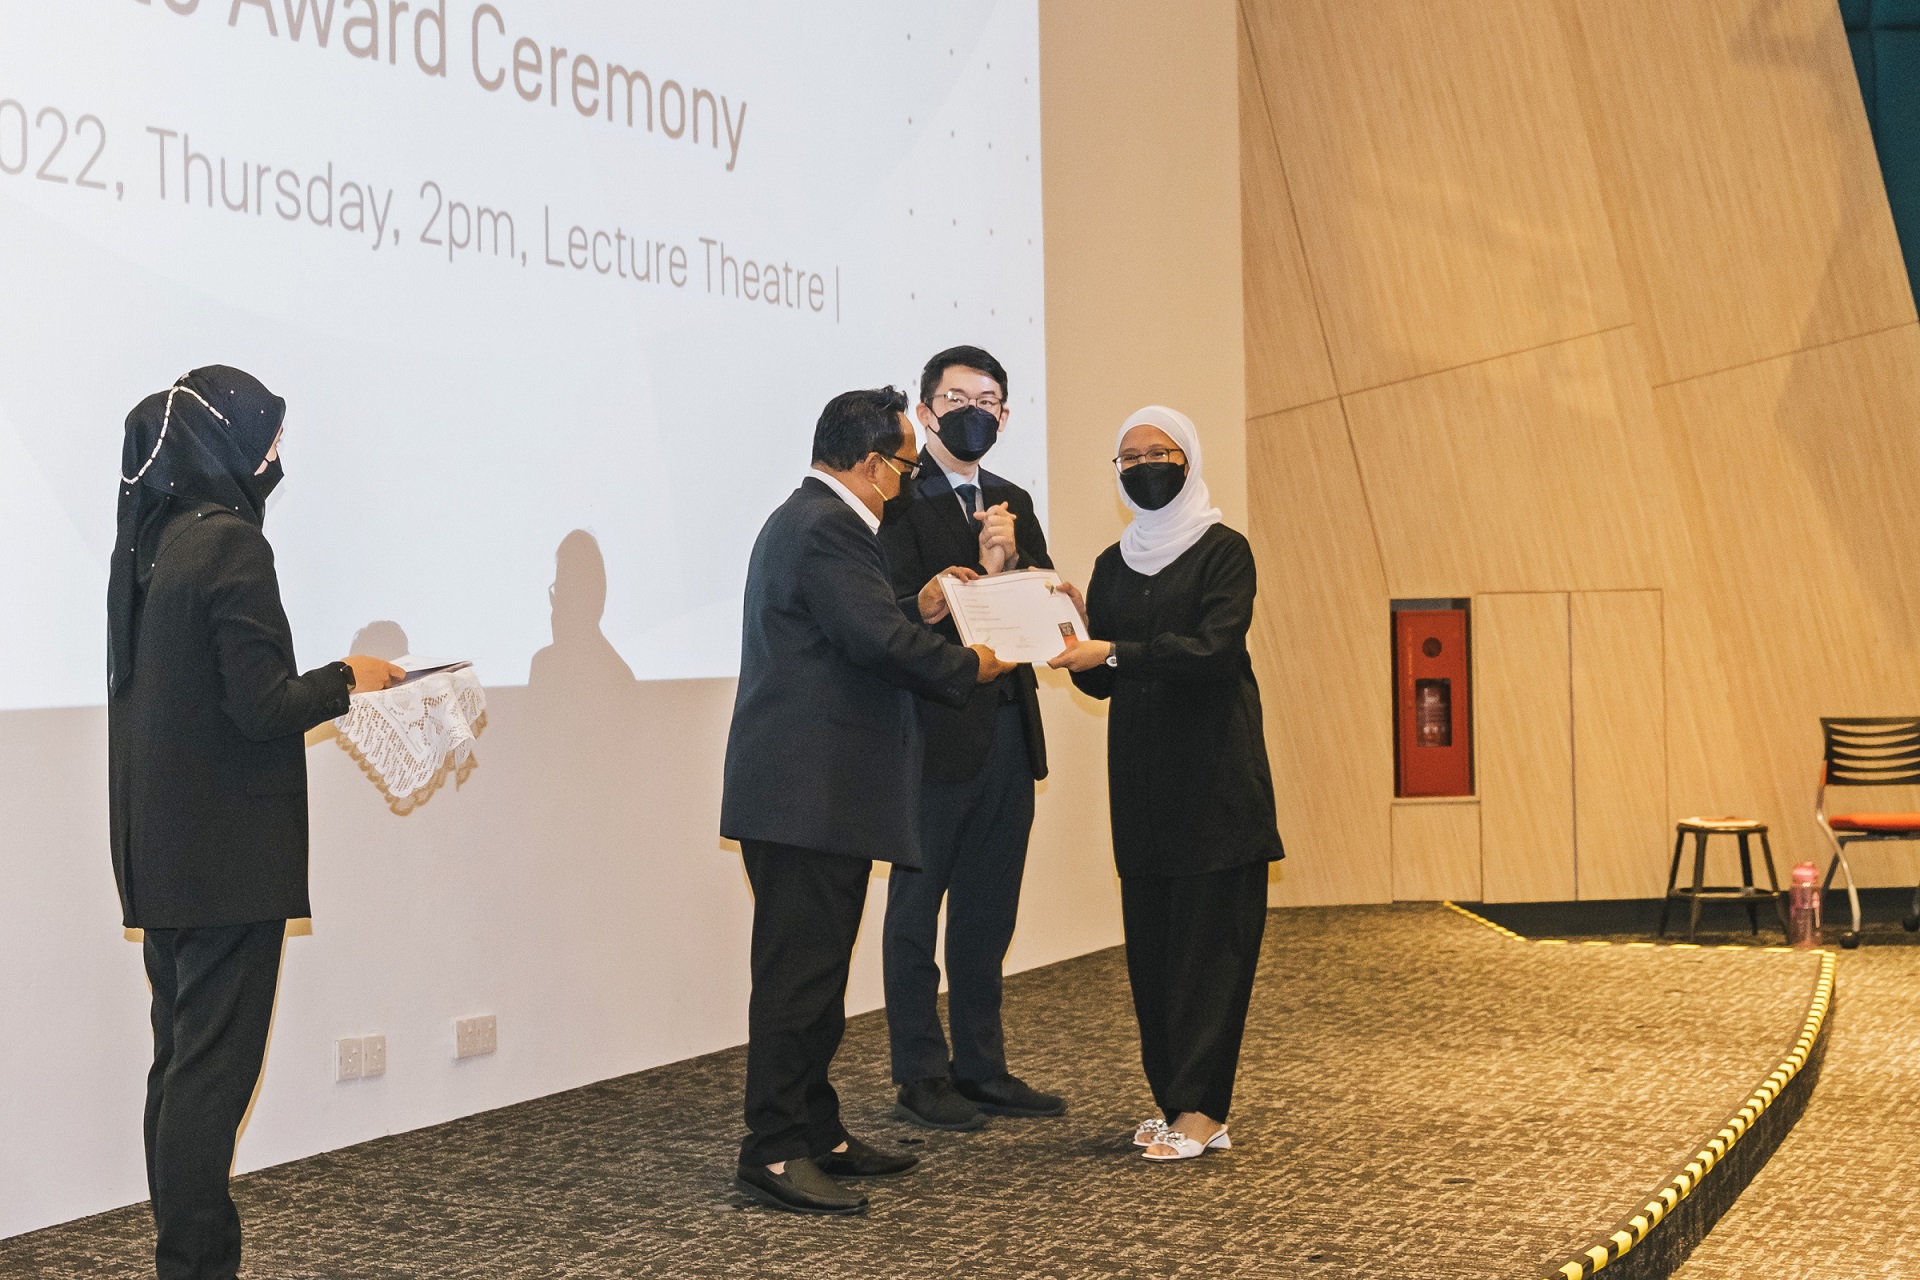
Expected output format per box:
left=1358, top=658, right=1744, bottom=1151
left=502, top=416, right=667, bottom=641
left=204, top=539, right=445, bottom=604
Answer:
left=1441, top=901, right=1837, bottom=1280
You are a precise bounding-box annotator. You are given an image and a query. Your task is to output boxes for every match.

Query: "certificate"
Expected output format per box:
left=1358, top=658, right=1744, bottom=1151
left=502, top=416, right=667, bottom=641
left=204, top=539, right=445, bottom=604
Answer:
left=937, top=569, right=1089, bottom=664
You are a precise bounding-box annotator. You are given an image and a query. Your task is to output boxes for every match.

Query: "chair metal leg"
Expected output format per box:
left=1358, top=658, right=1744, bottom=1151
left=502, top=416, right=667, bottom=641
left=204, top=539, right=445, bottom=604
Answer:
left=1658, top=828, right=1685, bottom=937
left=1822, top=838, right=1865, bottom=949
left=1688, top=831, right=1709, bottom=941
left=1737, top=832, right=1759, bottom=935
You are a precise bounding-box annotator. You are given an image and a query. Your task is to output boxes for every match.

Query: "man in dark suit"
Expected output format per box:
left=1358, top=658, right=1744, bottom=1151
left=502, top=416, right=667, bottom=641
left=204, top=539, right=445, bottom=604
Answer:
left=107, top=366, right=401, bottom=1280
left=720, top=385, right=1014, bottom=1216
left=877, top=346, right=1067, bottom=1131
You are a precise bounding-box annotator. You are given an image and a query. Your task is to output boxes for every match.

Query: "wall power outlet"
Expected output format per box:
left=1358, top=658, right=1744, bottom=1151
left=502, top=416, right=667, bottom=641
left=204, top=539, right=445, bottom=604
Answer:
left=453, top=1014, right=497, bottom=1060
left=335, top=1034, right=387, bottom=1082
left=335, top=1037, right=363, bottom=1082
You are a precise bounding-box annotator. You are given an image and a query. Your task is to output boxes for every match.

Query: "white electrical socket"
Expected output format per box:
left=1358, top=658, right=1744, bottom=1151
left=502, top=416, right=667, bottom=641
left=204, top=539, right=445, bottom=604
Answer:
left=361, top=1034, right=387, bottom=1078
left=453, top=1014, right=497, bottom=1060
left=335, top=1037, right=363, bottom=1082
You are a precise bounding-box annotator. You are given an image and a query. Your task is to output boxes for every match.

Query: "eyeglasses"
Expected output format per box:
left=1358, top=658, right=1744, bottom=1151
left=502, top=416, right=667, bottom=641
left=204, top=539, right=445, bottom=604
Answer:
left=880, top=453, right=920, bottom=479
left=930, top=389, right=1004, bottom=413
left=1114, top=447, right=1186, bottom=472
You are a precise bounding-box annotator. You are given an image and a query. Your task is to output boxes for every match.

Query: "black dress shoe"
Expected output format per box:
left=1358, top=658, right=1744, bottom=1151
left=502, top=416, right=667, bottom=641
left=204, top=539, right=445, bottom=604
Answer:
left=733, top=1156, right=869, bottom=1215
left=893, top=1077, right=988, bottom=1131
left=953, top=1073, right=1067, bottom=1117
left=816, top=1135, right=920, bottom=1179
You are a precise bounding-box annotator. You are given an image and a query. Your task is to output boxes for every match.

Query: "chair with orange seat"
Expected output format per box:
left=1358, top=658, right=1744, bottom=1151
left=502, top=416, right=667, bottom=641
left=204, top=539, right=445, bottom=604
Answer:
left=1816, top=717, right=1920, bottom=949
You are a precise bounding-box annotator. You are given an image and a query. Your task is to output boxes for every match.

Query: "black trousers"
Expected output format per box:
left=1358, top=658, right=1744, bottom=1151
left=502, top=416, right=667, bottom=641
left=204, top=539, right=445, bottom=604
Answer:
left=143, top=920, right=285, bottom=1280
left=1120, top=863, right=1267, bottom=1123
left=740, top=841, right=872, bottom=1167
left=882, top=700, right=1035, bottom=1084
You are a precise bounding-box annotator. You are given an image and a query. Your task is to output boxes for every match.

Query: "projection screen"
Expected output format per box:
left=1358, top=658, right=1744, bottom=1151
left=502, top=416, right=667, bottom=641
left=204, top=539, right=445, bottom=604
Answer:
left=0, top=0, right=1046, bottom=709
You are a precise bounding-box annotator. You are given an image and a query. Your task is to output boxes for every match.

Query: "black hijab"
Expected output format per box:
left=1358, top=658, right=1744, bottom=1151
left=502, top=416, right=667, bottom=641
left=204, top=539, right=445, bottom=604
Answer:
left=108, top=366, right=287, bottom=697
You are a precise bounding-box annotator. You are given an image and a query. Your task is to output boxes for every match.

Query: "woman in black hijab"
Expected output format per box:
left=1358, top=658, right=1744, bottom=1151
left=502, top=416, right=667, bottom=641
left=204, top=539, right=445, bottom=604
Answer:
left=107, top=366, right=399, bottom=1280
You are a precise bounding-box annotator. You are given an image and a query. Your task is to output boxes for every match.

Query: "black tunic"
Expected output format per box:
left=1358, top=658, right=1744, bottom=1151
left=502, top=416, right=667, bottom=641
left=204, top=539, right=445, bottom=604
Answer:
left=1070, top=523, right=1283, bottom=878
left=108, top=501, right=351, bottom=929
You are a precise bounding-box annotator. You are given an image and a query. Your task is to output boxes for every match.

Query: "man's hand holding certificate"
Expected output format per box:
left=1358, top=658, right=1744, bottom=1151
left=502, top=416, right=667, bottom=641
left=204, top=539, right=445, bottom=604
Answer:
left=936, top=569, right=1090, bottom=665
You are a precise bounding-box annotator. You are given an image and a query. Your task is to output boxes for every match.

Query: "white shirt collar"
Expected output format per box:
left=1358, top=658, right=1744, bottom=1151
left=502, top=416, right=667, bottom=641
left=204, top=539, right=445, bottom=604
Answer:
left=809, top=468, right=881, bottom=534
left=934, top=454, right=983, bottom=510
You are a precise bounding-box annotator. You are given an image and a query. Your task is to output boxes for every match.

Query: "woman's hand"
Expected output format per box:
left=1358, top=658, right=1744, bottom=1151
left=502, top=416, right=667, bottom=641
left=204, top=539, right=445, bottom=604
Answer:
left=1056, top=581, right=1089, bottom=630
left=1047, top=638, right=1114, bottom=672
left=919, top=566, right=980, bottom=623
left=343, top=655, right=404, bottom=692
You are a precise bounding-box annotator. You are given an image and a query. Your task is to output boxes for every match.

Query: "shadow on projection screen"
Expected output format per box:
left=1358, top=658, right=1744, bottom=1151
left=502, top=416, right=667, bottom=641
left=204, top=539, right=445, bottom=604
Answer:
left=0, top=1, right=1046, bottom=711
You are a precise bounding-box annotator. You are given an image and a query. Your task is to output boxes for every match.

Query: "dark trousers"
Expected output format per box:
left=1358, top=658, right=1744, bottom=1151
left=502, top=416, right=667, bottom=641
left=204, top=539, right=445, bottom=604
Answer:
left=1120, top=863, right=1267, bottom=1123
left=882, top=700, right=1035, bottom=1084
left=740, top=841, right=872, bottom=1167
left=143, top=921, right=285, bottom=1280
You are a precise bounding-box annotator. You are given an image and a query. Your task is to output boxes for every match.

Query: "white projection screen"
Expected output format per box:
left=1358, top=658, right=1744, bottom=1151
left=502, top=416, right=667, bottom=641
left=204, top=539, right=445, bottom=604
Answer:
left=0, top=0, right=1046, bottom=709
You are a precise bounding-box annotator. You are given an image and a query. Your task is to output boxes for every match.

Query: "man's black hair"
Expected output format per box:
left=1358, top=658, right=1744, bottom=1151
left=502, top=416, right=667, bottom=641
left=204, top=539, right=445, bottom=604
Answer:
left=918, top=345, right=1009, bottom=405
left=812, top=386, right=910, bottom=470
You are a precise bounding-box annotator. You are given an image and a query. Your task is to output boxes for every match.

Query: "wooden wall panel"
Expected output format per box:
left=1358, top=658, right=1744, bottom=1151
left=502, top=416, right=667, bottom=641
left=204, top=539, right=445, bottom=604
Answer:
left=1571, top=590, right=1668, bottom=899
left=1342, top=329, right=1679, bottom=597
left=1247, top=399, right=1393, bottom=906
left=1241, top=0, right=1627, bottom=393
left=1564, top=0, right=1914, bottom=386
left=1655, top=326, right=1920, bottom=885
left=1476, top=592, right=1576, bottom=902
left=1237, top=0, right=1920, bottom=904
left=1239, top=7, right=1337, bottom=417
left=1391, top=799, right=1481, bottom=902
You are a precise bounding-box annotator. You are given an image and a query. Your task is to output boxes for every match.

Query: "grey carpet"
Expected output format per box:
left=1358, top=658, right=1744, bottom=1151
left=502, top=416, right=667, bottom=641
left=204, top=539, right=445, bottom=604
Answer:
left=0, top=904, right=1826, bottom=1279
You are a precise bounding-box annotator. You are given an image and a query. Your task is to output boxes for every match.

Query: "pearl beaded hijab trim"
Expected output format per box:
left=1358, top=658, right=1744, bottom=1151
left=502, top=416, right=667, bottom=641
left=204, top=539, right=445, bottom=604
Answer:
left=120, top=379, right=230, bottom=487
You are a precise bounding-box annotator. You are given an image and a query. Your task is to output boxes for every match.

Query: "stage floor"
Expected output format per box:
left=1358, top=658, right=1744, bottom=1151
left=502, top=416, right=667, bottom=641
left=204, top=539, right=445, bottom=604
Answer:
left=1, top=904, right=1829, bottom=1279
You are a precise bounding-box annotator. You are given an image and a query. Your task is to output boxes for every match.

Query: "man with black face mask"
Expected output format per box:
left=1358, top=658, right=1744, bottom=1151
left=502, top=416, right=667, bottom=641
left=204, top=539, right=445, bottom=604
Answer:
left=876, top=345, right=1068, bottom=1131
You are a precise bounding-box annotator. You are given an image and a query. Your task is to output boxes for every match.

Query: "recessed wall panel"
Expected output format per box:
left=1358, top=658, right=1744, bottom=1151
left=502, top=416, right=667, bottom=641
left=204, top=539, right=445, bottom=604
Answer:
left=1476, top=592, right=1576, bottom=902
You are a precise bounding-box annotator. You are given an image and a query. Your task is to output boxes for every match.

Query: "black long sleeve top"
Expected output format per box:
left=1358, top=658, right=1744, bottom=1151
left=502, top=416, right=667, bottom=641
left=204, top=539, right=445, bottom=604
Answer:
left=1070, top=523, right=1284, bottom=879
left=108, top=501, right=352, bottom=928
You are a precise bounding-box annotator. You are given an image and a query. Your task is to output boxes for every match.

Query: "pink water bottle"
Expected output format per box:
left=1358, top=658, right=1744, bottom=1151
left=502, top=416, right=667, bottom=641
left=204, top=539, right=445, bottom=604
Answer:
left=1788, top=862, right=1822, bottom=948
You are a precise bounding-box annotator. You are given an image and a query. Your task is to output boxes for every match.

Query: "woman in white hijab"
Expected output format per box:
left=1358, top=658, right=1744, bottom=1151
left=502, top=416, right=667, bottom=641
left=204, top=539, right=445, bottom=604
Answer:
left=1051, top=405, right=1284, bottom=1162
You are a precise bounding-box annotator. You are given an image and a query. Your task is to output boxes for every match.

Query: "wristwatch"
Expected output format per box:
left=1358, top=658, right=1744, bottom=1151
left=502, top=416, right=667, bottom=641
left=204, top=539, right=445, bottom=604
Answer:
left=1104, top=646, right=1119, bottom=668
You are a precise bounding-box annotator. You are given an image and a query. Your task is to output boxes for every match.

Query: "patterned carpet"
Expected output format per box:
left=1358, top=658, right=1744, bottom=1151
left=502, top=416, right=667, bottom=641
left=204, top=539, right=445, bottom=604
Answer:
left=0, top=904, right=1827, bottom=1280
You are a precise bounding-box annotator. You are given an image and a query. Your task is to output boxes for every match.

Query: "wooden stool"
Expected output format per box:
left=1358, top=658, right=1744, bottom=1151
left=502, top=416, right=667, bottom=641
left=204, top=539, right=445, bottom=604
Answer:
left=1659, top=817, right=1788, bottom=941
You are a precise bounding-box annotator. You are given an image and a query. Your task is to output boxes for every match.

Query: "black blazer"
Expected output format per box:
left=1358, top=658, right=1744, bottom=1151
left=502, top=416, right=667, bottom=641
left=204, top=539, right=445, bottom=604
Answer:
left=721, top=478, right=979, bottom=865
left=108, top=502, right=352, bottom=928
left=1069, top=524, right=1283, bottom=879
left=876, top=459, right=1052, bottom=784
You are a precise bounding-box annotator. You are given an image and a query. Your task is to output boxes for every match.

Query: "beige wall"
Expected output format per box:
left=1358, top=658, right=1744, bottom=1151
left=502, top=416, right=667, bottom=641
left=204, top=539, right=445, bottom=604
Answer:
left=1240, top=0, right=1920, bottom=904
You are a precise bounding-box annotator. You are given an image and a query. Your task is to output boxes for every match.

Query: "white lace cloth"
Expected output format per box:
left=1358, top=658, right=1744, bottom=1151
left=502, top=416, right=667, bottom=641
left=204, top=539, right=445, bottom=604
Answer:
left=333, top=668, right=486, bottom=799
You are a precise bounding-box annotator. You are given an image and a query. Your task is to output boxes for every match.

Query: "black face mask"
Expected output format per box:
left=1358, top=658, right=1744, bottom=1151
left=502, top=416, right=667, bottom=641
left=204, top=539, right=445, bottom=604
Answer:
left=932, top=405, right=1000, bottom=463
left=1120, top=461, right=1186, bottom=511
left=879, top=467, right=916, bottom=525
left=255, top=455, right=284, bottom=500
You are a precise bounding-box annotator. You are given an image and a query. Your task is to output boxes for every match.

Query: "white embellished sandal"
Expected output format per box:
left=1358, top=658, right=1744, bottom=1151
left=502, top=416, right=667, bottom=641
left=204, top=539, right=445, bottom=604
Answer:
left=1141, top=1123, right=1230, bottom=1162
left=1132, top=1118, right=1170, bottom=1147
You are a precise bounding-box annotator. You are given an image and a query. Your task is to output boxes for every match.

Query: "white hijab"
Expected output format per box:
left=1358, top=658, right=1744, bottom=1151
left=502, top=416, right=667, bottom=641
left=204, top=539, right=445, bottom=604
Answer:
left=1115, top=405, right=1223, bottom=576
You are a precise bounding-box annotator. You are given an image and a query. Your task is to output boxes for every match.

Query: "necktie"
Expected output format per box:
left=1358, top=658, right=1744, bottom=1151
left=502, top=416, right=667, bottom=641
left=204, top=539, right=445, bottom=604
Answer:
left=955, top=483, right=978, bottom=514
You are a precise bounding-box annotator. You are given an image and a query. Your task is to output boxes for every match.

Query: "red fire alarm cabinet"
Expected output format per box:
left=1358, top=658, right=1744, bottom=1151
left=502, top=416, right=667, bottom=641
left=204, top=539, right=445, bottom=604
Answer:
left=1393, top=601, right=1472, bottom=797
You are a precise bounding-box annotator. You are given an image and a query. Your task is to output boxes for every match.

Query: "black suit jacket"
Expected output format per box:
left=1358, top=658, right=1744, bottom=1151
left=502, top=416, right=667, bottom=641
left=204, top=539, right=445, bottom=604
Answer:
left=720, top=478, right=979, bottom=866
left=876, top=459, right=1051, bottom=784
left=108, top=502, right=352, bottom=928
